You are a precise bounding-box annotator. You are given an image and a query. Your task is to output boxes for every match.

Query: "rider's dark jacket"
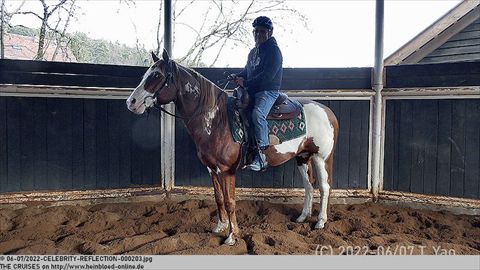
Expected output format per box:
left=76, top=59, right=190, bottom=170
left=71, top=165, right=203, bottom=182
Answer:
left=237, top=37, right=283, bottom=95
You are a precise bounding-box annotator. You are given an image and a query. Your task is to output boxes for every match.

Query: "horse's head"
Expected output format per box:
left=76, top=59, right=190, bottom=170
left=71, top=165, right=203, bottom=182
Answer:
left=126, top=49, right=178, bottom=114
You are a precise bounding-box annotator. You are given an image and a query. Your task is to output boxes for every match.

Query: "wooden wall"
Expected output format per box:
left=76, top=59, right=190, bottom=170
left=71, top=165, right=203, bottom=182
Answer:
left=175, top=100, right=370, bottom=189
left=0, top=97, right=162, bottom=192
left=1, top=59, right=480, bottom=200
left=420, top=17, right=480, bottom=64
left=384, top=99, right=480, bottom=199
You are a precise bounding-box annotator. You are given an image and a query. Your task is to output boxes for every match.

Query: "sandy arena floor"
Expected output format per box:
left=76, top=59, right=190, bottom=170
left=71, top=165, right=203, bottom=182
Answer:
left=0, top=198, right=479, bottom=255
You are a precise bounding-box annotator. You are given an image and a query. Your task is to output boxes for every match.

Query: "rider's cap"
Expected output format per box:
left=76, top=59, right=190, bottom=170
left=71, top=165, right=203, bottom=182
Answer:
left=252, top=16, right=273, bottom=30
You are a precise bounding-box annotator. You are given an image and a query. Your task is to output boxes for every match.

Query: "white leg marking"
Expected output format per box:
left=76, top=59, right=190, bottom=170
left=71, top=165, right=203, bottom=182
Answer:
left=313, top=155, right=330, bottom=229
left=224, top=232, right=236, bottom=246
left=207, top=167, right=213, bottom=175
left=213, top=219, right=228, bottom=234
left=223, top=221, right=236, bottom=246
left=296, top=163, right=313, bottom=223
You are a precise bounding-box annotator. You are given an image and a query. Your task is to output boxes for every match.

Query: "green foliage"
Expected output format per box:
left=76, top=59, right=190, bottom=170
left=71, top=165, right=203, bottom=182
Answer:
left=8, top=25, right=39, bottom=37
left=8, top=26, right=149, bottom=66
left=69, top=32, right=149, bottom=66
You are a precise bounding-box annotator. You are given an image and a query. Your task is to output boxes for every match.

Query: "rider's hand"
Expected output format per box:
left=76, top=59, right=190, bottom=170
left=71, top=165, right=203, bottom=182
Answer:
left=235, top=77, right=245, bottom=87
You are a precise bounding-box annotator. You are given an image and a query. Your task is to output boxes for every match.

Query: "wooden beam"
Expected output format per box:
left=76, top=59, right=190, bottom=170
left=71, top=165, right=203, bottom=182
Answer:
left=402, top=5, right=480, bottom=64
left=170, top=186, right=480, bottom=215
left=0, top=84, right=132, bottom=98
left=382, top=86, right=480, bottom=97
left=385, top=0, right=480, bottom=65
left=0, top=186, right=164, bottom=204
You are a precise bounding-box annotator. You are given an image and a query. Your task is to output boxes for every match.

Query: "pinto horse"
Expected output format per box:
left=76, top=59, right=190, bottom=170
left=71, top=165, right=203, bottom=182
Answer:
left=126, top=50, right=339, bottom=245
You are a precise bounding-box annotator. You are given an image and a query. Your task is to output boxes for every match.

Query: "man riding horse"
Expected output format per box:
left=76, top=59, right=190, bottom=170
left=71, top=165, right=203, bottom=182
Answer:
left=233, top=16, right=283, bottom=171
left=126, top=15, right=338, bottom=246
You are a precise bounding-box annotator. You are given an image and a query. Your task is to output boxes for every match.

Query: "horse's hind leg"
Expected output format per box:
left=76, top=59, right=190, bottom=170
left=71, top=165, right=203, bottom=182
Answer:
left=312, top=154, right=331, bottom=229
left=210, top=171, right=228, bottom=234
left=296, top=158, right=315, bottom=223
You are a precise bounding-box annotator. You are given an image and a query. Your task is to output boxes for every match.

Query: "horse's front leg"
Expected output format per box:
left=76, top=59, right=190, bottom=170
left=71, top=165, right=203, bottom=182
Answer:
left=210, top=170, right=228, bottom=234
left=221, top=171, right=239, bottom=245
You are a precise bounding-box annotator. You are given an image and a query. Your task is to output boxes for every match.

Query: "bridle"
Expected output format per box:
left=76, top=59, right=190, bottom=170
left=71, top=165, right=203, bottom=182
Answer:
left=144, top=62, right=227, bottom=121
left=143, top=62, right=183, bottom=118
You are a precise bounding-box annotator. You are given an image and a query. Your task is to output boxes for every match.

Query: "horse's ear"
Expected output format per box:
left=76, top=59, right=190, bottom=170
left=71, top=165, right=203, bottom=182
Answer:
left=162, top=48, right=170, bottom=62
left=151, top=51, right=160, bottom=62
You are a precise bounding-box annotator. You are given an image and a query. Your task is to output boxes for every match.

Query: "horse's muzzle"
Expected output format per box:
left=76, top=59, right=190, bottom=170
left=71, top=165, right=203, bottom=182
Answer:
left=126, top=97, right=145, bottom=114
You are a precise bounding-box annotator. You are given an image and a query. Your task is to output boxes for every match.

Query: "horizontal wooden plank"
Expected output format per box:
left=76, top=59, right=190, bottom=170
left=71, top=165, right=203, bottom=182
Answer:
left=449, top=30, right=480, bottom=42
left=281, top=79, right=371, bottom=90
left=386, top=61, right=480, bottom=88
left=0, top=71, right=140, bottom=88
left=420, top=54, right=480, bottom=64
left=3, top=59, right=480, bottom=90
left=387, top=72, right=480, bottom=87
left=462, top=21, right=480, bottom=31
left=0, top=59, right=147, bottom=77
left=387, top=61, right=480, bottom=75
left=0, top=59, right=372, bottom=90
left=429, top=44, right=480, bottom=57
left=439, top=38, right=480, bottom=49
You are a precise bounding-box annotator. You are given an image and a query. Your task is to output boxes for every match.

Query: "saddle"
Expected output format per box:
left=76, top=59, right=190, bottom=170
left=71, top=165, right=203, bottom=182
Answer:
left=231, top=87, right=305, bottom=169
left=233, top=87, right=301, bottom=120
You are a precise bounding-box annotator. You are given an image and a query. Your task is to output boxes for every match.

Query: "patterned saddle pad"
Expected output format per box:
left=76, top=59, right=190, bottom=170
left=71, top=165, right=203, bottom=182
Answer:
left=227, top=97, right=306, bottom=145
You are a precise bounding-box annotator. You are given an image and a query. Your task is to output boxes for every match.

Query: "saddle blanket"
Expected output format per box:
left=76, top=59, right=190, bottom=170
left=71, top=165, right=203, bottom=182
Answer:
left=227, top=97, right=306, bottom=145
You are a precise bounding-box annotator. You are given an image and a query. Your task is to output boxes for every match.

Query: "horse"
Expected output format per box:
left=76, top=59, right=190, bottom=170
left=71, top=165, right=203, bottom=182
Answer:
left=126, top=50, right=339, bottom=246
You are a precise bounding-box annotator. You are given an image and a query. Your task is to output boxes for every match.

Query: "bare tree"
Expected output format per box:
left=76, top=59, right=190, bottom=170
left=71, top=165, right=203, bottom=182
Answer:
left=16, top=0, right=74, bottom=60
left=0, top=0, right=27, bottom=59
left=51, top=0, right=76, bottom=61
left=171, top=0, right=307, bottom=67
left=122, top=0, right=307, bottom=67
left=155, top=0, right=164, bottom=55
left=0, top=0, right=4, bottom=59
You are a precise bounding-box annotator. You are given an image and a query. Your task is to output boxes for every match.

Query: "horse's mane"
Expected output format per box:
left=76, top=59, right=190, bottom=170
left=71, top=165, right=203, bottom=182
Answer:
left=168, top=61, right=228, bottom=130
left=175, top=62, right=226, bottom=116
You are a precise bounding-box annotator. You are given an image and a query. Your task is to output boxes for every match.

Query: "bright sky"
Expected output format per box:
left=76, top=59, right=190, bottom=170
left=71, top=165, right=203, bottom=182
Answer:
left=7, top=0, right=462, bottom=67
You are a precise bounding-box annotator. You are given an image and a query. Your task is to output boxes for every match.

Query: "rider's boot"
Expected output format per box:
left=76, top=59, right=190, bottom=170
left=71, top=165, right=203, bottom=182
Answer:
left=246, top=146, right=268, bottom=171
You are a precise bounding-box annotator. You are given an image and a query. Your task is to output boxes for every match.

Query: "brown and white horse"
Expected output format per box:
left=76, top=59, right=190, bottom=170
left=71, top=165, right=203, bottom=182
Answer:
left=126, top=50, right=339, bottom=245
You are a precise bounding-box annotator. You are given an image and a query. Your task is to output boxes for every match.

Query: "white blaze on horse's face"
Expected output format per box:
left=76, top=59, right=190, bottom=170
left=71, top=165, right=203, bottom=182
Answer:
left=126, top=63, right=165, bottom=114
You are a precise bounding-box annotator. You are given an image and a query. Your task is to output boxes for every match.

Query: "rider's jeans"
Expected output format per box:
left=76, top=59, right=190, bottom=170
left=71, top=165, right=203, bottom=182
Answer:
left=252, top=90, right=280, bottom=149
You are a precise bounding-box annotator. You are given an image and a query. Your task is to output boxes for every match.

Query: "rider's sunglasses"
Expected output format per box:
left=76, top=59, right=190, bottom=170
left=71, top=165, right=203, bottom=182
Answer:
left=253, top=29, right=270, bottom=35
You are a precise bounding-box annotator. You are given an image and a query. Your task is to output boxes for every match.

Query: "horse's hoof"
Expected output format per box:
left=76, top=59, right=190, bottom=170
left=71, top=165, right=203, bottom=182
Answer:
left=224, top=233, right=236, bottom=246
left=212, top=220, right=228, bottom=234
left=296, top=213, right=310, bottom=223
left=315, top=220, right=326, bottom=229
